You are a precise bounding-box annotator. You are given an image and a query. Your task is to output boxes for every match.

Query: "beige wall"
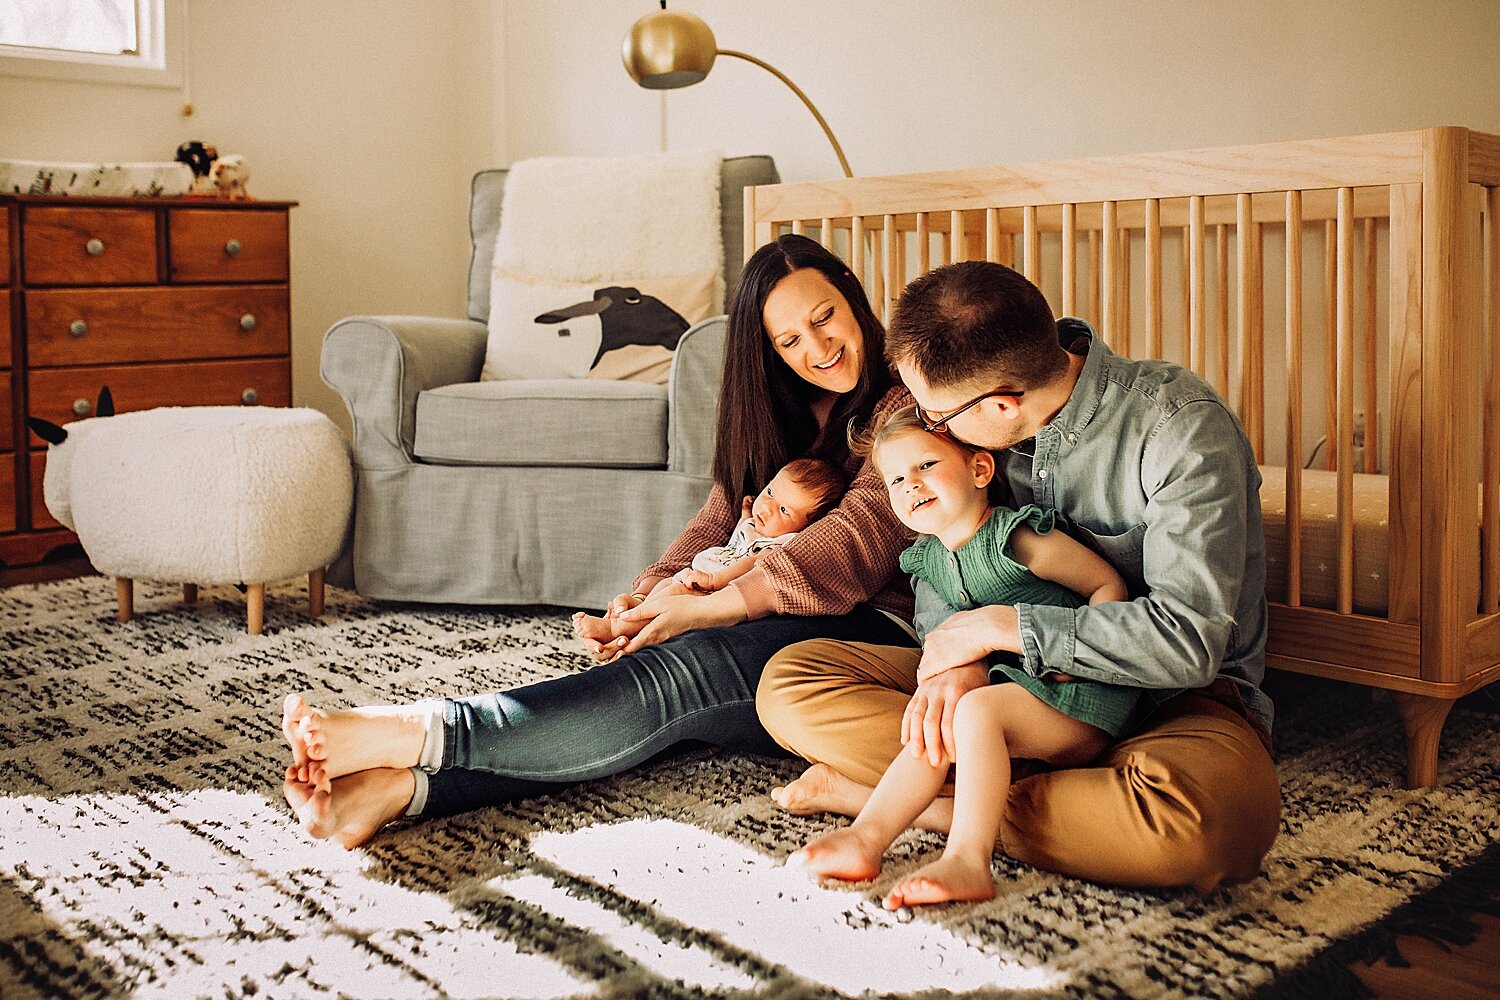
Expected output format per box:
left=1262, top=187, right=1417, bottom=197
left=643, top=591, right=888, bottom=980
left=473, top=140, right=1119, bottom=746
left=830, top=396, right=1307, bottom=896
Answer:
left=505, top=1, right=1500, bottom=180
left=0, top=0, right=503, bottom=434
left=5, top=1, right=1498, bottom=435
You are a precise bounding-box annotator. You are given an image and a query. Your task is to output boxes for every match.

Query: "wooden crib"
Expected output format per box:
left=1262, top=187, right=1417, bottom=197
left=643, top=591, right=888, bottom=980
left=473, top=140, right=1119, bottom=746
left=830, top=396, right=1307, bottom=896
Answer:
left=744, top=126, right=1500, bottom=788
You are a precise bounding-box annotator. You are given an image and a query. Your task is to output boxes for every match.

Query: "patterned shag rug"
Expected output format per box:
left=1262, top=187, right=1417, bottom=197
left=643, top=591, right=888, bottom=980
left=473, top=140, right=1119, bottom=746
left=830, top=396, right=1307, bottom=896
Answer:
left=1, top=576, right=1497, bottom=1000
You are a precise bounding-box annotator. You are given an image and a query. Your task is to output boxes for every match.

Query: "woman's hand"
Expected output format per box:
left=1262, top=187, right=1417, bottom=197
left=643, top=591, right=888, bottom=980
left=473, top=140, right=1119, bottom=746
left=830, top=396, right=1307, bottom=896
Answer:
left=901, top=662, right=990, bottom=765
left=916, top=605, right=1021, bottom=682
left=617, top=587, right=749, bottom=654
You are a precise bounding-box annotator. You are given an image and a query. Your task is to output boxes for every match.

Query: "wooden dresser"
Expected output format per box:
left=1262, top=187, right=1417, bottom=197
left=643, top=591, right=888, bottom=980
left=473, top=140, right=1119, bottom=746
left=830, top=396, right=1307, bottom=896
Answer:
left=1, top=194, right=295, bottom=567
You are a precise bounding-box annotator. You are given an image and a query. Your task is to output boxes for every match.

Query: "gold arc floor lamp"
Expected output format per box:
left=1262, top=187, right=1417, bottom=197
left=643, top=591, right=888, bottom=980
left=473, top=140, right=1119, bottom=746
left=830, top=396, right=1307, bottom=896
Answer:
left=622, top=4, right=854, bottom=178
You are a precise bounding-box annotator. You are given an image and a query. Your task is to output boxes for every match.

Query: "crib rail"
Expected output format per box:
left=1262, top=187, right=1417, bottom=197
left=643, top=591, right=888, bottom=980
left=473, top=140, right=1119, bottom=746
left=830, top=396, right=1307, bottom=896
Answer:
left=747, top=127, right=1500, bottom=692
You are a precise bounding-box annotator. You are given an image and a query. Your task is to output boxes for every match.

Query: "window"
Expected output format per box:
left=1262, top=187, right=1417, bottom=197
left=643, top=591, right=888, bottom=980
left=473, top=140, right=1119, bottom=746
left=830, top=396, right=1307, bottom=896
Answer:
left=0, top=0, right=183, bottom=87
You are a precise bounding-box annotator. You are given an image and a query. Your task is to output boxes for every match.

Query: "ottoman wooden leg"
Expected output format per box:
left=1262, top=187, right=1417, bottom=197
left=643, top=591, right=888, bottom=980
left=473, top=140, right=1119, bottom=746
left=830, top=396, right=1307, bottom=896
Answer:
left=183, top=583, right=199, bottom=605
left=309, top=567, right=326, bottom=618
left=116, top=578, right=133, bottom=623
left=246, top=583, right=265, bottom=635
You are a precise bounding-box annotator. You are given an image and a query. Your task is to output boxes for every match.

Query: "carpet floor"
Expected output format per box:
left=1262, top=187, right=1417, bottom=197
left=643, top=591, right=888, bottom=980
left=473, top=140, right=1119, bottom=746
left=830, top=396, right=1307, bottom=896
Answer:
left=1, top=576, right=1497, bottom=999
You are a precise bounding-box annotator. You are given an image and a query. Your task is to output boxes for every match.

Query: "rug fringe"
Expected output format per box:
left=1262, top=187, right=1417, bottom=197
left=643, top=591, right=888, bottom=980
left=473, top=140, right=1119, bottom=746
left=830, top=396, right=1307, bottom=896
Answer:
left=1256, top=839, right=1500, bottom=999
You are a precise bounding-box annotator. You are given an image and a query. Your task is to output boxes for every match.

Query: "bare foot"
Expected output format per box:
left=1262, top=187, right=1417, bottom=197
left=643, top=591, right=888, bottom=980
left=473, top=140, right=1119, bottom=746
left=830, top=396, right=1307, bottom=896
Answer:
left=284, top=766, right=415, bottom=850
left=787, top=826, right=884, bottom=882
left=770, top=763, right=872, bottom=818
left=882, top=853, right=996, bottom=910
left=573, top=611, right=623, bottom=643
left=286, top=699, right=431, bottom=782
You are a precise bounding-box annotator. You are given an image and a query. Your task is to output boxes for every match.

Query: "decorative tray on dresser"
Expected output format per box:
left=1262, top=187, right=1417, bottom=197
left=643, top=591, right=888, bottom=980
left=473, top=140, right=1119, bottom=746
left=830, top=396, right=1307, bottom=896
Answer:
left=1, top=194, right=296, bottom=568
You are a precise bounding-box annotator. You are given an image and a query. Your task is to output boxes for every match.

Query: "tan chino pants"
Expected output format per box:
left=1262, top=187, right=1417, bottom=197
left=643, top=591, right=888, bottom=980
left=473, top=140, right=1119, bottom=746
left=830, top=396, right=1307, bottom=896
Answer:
left=757, top=640, right=1282, bottom=892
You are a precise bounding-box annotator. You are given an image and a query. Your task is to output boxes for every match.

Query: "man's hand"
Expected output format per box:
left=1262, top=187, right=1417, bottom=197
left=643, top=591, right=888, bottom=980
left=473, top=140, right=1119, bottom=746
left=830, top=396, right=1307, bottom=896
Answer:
left=901, top=662, right=989, bottom=765
left=917, top=604, right=1021, bottom=681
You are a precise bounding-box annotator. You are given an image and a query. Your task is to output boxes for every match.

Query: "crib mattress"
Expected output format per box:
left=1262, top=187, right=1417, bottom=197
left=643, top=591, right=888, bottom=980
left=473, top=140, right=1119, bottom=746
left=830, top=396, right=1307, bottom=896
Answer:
left=1259, top=465, right=1391, bottom=616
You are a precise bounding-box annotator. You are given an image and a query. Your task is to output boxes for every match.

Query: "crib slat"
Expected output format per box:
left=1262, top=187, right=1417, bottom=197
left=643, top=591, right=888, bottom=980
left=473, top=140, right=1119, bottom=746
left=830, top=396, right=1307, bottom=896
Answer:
left=1023, top=205, right=1040, bottom=284
left=876, top=215, right=888, bottom=322
left=1235, top=201, right=1251, bottom=449
left=1336, top=187, right=1356, bottom=615
left=1089, top=228, right=1102, bottom=328
left=1387, top=183, right=1423, bottom=625
left=1324, top=219, right=1338, bottom=471
left=1285, top=191, right=1304, bottom=606
left=852, top=216, right=865, bottom=287
left=1146, top=199, right=1163, bottom=358
left=820, top=217, right=833, bottom=252
left=950, top=210, right=965, bottom=264
left=1362, top=216, right=1380, bottom=473
left=1485, top=187, right=1500, bottom=611
left=791, top=219, right=805, bottom=238
left=986, top=207, right=1001, bottom=264
left=916, top=212, right=930, bottom=276
left=1062, top=204, right=1077, bottom=316
left=1102, top=202, right=1118, bottom=348
left=1217, top=222, right=1231, bottom=400
left=1181, top=225, right=1191, bottom=370
left=1189, top=195, right=1206, bottom=377
left=1119, top=227, right=1132, bottom=357
left=1251, top=221, right=1266, bottom=459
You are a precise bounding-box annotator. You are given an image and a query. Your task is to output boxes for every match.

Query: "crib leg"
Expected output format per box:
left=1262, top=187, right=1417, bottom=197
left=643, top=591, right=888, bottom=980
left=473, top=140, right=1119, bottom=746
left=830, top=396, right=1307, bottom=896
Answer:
left=116, top=578, right=133, bottom=623
left=1391, top=692, right=1456, bottom=789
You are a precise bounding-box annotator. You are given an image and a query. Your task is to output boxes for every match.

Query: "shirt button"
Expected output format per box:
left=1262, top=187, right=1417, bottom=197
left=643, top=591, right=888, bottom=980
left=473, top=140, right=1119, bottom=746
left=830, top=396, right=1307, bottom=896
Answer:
left=1068, top=433, right=1078, bottom=444
left=958, top=590, right=969, bottom=602
left=1038, top=469, right=1049, bottom=479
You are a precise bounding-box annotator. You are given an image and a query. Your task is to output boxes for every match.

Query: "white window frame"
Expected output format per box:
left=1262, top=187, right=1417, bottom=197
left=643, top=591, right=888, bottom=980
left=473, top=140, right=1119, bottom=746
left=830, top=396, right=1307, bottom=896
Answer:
left=0, top=0, right=184, bottom=89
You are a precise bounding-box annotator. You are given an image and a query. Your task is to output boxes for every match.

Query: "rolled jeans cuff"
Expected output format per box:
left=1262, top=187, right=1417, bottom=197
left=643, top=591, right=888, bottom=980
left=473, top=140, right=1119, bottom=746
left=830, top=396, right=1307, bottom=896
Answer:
left=405, top=767, right=430, bottom=817
left=417, top=699, right=446, bottom=771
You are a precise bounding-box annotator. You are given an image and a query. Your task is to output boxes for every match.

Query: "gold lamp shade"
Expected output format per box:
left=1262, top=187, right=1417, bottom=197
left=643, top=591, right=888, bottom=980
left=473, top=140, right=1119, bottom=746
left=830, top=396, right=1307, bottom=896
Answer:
left=621, top=5, right=853, bottom=177
left=622, top=9, right=717, bottom=90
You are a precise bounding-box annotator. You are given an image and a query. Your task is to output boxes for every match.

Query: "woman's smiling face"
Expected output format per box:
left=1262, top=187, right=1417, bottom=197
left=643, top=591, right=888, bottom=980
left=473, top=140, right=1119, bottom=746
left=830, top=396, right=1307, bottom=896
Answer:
left=761, top=267, right=865, bottom=396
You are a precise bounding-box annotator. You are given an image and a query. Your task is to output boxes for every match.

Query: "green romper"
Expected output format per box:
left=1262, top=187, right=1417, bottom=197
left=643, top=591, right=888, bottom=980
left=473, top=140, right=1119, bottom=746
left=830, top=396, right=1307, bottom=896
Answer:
left=899, top=505, right=1144, bottom=737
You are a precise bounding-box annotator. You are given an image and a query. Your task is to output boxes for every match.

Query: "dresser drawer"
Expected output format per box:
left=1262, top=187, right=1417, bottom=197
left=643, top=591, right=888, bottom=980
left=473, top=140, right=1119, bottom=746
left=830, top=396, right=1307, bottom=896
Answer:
left=0, top=457, right=15, bottom=533
left=0, top=289, right=10, bottom=368
left=28, top=358, right=291, bottom=426
left=26, top=286, right=290, bottom=367
left=29, top=451, right=53, bottom=530
left=23, top=206, right=158, bottom=285
left=169, top=209, right=288, bottom=283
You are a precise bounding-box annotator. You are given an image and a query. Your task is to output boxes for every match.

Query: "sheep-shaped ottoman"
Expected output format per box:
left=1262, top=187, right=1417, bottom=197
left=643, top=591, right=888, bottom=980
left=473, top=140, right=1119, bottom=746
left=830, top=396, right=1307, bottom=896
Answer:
left=29, top=402, right=352, bottom=634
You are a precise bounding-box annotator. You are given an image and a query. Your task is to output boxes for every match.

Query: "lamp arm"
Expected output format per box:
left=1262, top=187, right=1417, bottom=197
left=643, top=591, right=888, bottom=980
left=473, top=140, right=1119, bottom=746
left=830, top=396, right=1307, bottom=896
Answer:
left=716, top=48, right=853, bottom=178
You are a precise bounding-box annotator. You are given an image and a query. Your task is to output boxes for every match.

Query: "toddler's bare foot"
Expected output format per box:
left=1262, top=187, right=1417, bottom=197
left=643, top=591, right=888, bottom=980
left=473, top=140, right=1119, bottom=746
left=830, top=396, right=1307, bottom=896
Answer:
left=286, top=767, right=415, bottom=850
left=771, top=763, right=871, bottom=818
left=882, top=853, right=996, bottom=910
left=573, top=611, right=621, bottom=643
left=787, top=826, right=884, bottom=882
left=288, top=701, right=430, bottom=782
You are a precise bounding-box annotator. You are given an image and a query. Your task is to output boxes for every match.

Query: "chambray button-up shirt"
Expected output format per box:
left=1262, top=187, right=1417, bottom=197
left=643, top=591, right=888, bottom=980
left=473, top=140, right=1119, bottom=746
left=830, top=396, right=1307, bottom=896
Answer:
left=913, top=318, right=1272, bottom=736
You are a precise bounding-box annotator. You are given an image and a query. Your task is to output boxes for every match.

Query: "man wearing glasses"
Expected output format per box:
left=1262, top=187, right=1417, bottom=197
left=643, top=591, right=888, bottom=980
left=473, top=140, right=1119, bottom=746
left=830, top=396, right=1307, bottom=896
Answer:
left=759, top=260, right=1281, bottom=893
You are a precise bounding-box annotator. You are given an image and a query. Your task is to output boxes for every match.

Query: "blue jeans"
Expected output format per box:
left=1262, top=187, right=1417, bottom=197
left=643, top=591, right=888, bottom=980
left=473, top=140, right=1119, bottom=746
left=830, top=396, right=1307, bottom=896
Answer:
left=419, top=606, right=917, bottom=817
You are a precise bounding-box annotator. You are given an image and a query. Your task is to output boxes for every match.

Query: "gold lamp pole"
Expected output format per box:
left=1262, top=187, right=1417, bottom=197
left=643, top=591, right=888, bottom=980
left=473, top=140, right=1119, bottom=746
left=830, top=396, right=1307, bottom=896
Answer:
left=622, top=4, right=854, bottom=178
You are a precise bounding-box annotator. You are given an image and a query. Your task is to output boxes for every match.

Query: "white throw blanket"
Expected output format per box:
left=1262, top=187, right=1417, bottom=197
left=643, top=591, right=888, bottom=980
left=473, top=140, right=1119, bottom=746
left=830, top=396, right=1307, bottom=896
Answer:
left=483, top=149, right=723, bottom=382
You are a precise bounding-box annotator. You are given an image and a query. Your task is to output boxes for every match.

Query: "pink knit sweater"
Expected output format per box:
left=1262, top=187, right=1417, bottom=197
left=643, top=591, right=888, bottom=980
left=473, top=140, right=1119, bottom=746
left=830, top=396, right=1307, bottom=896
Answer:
left=636, top=384, right=915, bottom=620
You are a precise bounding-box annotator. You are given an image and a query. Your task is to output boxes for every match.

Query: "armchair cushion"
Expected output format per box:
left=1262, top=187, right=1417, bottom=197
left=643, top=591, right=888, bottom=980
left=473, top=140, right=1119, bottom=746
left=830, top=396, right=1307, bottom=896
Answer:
left=413, top=379, right=668, bottom=468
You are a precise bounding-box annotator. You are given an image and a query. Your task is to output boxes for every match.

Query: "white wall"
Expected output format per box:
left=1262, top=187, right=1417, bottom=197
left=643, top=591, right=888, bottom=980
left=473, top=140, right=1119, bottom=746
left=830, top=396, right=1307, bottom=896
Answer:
left=504, top=0, right=1500, bottom=180
left=0, top=0, right=503, bottom=433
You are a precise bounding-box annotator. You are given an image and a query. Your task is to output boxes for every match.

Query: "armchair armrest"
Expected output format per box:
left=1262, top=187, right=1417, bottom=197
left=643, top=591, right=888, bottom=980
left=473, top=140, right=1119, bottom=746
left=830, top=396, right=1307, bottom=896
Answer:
left=666, top=316, right=725, bottom=477
left=321, top=316, right=488, bottom=469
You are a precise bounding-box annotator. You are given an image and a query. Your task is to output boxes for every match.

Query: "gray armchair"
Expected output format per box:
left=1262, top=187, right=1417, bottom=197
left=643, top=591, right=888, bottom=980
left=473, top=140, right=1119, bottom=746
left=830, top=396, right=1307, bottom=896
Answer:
left=321, top=155, right=779, bottom=608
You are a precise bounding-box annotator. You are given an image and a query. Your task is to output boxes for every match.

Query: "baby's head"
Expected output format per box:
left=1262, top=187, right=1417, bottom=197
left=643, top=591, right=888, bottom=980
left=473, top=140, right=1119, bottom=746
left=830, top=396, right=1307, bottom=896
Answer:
left=855, top=405, right=996, bottom=539
left=752, top=457, right=846, bottom=536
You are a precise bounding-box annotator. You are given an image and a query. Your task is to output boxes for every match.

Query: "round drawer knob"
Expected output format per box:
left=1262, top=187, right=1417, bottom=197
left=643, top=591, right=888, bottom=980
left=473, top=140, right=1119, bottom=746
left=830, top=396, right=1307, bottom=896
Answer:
left=69, top=319, right=89, bottom=337
left=73, top=398, right=92, bottom=416
left=85, top=238, right=105, bottom=256
left=225, top=238, right=242, bottom=256
left=241, top=388, right=259, bottom=405
left=239, top=313, right=258, bottom=332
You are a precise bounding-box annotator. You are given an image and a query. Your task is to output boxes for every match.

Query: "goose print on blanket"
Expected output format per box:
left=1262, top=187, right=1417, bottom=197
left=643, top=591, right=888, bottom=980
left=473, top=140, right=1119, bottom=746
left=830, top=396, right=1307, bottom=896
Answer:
left=482, top=271, right=716, bottom=384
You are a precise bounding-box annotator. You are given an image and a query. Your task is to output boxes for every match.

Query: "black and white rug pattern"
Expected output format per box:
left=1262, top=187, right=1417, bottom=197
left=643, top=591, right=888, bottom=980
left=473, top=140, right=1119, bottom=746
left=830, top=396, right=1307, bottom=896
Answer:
left=1, top=576, right=1497, bottom=999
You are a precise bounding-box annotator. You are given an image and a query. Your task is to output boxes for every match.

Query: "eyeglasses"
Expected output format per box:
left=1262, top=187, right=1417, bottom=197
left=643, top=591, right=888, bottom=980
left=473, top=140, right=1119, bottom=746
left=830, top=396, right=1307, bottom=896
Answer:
left=914, top=386, right=1026, bottom=432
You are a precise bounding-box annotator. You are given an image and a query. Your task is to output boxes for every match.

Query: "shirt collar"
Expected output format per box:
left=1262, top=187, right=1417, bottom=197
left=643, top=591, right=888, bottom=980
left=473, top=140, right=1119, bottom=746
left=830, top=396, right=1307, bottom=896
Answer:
left=1045, top=317, right=1110, bottom=439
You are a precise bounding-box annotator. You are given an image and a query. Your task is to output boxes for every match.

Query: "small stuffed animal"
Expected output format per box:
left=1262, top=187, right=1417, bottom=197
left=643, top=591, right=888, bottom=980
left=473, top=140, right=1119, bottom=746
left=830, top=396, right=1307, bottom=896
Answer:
left=175, top=140, right=218, bottom=196
left=210, top=154, right=251, bottom=200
